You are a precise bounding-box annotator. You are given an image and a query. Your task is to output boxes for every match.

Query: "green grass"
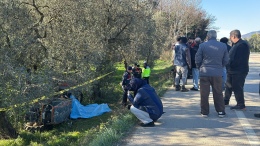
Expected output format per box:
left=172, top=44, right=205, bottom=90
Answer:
left=0, top=60, right=173, bottom=146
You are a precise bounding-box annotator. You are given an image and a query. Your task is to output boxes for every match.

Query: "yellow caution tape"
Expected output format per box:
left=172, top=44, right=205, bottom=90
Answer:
left=0, top=71, right=114, bottom=112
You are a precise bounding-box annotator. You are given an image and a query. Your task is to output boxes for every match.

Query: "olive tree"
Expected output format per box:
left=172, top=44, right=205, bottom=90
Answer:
left=0, top=0, right=215, bottom=138
left=247, top=34, right=260, bottom=52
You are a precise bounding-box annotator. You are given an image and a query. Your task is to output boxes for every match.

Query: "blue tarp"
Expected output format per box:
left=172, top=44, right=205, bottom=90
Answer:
left=70, top=95, right=111, bottom=119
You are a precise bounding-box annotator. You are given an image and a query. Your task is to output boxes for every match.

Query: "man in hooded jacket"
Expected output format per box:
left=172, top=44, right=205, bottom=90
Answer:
left=127, top=78, right=163, bottom=127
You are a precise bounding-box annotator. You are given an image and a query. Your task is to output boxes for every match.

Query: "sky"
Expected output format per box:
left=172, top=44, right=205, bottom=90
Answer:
left=200, top=0, right=260, bottom=39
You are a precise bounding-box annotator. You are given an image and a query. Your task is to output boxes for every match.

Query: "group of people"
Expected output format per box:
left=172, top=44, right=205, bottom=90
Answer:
left=121, top=61, right=163, bottom=127
left=119, top=29, right=255, bottom=127
left=172, top=29, right=250, bottom=118
left=121, top=62, right=151, bottom=106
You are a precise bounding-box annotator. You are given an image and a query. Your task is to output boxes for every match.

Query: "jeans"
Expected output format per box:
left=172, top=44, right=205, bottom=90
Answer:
left=175, top=66, right=188, bottom=86
left=222, top=67, right=227, bottom=90
left=192, top=68, right=199, bottom=89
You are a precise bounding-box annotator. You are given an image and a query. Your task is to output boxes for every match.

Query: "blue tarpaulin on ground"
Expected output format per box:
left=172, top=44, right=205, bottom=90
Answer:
left=69, top=95, right=111, bottom=119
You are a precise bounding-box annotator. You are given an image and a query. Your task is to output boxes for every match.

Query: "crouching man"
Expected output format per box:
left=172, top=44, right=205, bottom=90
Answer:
left=127, top=78, right=163, bottom=127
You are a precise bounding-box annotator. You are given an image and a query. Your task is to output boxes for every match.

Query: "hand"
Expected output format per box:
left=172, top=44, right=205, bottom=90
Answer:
left=127, top=90, right=130, bottom=95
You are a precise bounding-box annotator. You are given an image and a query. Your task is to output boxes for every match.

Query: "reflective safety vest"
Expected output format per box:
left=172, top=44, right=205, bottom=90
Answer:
left=142, top=66, right=151, bottom=77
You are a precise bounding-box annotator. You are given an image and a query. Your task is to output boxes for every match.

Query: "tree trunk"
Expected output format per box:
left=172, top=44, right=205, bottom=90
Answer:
left=0, top=111, right=18, bottom=139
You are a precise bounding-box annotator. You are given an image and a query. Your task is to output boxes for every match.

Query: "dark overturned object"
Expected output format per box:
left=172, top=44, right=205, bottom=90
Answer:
left=24, top=97, right=72, bottom=132
left=24, top=89, right=83, bottom=132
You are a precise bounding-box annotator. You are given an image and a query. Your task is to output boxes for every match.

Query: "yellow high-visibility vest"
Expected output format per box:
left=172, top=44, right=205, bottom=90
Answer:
left=142, top=66, right=151, bottom=77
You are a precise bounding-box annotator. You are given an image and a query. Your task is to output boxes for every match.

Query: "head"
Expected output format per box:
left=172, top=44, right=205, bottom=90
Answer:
left=176, top=36, right=181, bottom=42
left=230, top=29, right=241, bottom=43
left=143, top=61, right=147, bottom=66
left=127, top=78, right=147, bottom=92
left=207, top=30, right=217, bottom=40
left=134, top=63, right=138, bottom=67
left=220, top=37, right=229, bottom=44
left=180, top=36, right=188, bottom=44
left=127, top=66, right=132, bottom=72
left=194, top=37, right=201, bottom=45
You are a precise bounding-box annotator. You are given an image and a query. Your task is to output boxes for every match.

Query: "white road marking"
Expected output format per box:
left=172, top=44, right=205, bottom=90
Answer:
left=235, top=111, right=260, bottom=145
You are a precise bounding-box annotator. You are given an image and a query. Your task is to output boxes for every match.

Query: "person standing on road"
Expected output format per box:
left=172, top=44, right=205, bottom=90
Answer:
left=224, top=29, right=250, bottom=110
left=190, top=37, right=201, bottom=91
left=173, top=36, right=191, bottom=92
left=127, top=78, right=163, bottom=127
left=220, top=37, right=232, bottom=91
left=195, top=30, right=229, bottom=117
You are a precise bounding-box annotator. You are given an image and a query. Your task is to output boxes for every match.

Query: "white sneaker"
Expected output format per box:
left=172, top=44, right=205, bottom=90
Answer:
left=218, top=112, right=226, bottom=118
left=201, top=113, right=208, bottom=118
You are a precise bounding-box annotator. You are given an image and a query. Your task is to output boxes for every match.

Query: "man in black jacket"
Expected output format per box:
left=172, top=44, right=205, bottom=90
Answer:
left=132, top=63, right=142, bottom=78
left=121, top=66, right=132, bottom=106
left=224, top=29, right=250, bottom=110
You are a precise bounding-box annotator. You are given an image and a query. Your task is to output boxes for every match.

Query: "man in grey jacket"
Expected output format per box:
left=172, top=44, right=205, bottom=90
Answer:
left=195, top=30, right=229, bottom=118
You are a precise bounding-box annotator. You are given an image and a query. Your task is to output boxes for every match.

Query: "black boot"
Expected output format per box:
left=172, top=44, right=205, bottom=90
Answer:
left=175, top=85, right=181, bottom=91
left=181, top=85, right=189, bottom=92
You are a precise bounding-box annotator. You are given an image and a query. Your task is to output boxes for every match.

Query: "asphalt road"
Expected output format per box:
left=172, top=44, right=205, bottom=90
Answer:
left=121, top=53, right=260, bottom=146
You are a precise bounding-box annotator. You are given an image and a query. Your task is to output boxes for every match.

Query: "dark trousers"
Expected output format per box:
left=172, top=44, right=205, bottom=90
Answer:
left=171, top=66, right=177, bottom=86
left=122, top=87, right=128, bottom=105
left=173, top=73, right=176, bottom=86
left=143, top=77, right=149, bottom=84
left=224, top=73, right=247, bottom=107
left=200, top=76, right=225, bottom=115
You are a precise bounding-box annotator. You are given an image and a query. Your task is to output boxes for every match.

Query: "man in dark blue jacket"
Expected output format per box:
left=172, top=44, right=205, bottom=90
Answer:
left=224, top=29, right=250, bottom=110
left=127, top=78, right=163, bottom=127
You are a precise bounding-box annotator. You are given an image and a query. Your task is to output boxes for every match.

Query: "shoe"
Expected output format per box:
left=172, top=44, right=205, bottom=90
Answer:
left=181, top=88, right=189, bottom=92
left=224, top=100, right=229, bottom=106
left=139, top=121, right=155, bottom=127
left=175, top=85, right=181, bottom=91
left=201, top=113, right=208, bottom=118
left=127, top=104, right=132, bottom=110
left=181, top=86, right=189, bottom=92
left=190, top=87, right=199, bottom=91
left=230, top=105, right=246, bottom=110
left=218, top=112, right=226, bottom=118
left=254, top=113, right=260, bottom=118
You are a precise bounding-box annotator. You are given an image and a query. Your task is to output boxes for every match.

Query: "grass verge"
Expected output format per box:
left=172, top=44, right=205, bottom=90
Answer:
left=0, top=60, right=172, bottom=146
